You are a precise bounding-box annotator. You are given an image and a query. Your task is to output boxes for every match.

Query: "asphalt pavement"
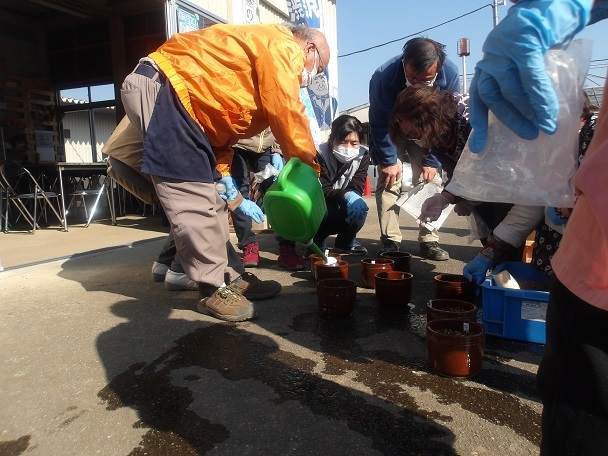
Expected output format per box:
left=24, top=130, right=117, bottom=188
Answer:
left=0, top=196, right=544, bottom=455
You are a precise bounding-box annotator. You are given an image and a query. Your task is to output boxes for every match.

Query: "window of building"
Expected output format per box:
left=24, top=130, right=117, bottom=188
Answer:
left=58, top=84, right=116, bottom=163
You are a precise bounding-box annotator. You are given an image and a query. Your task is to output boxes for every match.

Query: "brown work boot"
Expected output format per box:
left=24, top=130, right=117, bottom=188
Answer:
left=277, top=244, right=306, bottom=271
left=230, top=272, right=281, bottom=300
left=196, top=285, right=255, bottom=322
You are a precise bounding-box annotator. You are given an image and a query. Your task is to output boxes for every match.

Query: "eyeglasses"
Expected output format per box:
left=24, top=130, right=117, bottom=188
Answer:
left=402, top=59, right=437, bottom=85
left=308, top=42, right=326, bottom=73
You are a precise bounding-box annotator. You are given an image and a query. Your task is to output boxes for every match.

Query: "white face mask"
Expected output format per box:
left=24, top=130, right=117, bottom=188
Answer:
left=301, top=50, right=319, bottom=88
left=332, top=145, right=360, bottom=163
left=405, top=72, right=438, bottom=88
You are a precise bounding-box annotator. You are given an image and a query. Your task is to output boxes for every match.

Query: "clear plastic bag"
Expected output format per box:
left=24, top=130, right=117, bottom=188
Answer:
left=253, top=163, right=280, bottom=183
left=447, top=40, right=593, bottom=207
left=466, top=210, right=490, bottom=244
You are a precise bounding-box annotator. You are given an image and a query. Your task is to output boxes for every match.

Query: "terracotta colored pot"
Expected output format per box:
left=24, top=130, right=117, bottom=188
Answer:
left=426, top=299, right=477, bottom=323
left=375, top=271, right=413, bottom=306
left=360, top=258, right=394, bottom=289
left=379, top=251, right=412, bottom=273
left=434, top=274, right=476, bottom=303
left=317, top=278, right=357, bottom=316
left=315, top=259, right=349, bottom=281
left=427, top=319, right=485, bottom=377
left=309, top=252, right=342, bottom=279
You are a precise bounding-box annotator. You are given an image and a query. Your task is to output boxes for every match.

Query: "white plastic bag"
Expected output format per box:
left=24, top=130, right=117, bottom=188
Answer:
left=253, top=163, right=280, bottom=183
left=447, top=40, right=593, bottom=207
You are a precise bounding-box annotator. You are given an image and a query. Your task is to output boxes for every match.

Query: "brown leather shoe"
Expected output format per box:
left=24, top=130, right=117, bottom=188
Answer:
left=197, top=286, right=255, bottom=322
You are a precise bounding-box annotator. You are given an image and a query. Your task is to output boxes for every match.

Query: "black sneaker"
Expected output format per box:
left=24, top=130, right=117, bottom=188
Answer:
left=419, top=242, right=450, bottom=261
left=230, top=272, right=281, bottom=300
left=377, top=240, right=400, bottom=256
left=334, top=240, right=368, bottom=256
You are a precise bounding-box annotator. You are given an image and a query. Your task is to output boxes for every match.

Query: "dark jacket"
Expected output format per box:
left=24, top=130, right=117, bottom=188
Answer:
left=316, top=142, right=370, bottom=204
left=368, top=54, right=460, bottom=167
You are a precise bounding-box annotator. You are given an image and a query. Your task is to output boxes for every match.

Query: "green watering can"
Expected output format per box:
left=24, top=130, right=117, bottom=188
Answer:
left=264, top=158, right=334, bottom=264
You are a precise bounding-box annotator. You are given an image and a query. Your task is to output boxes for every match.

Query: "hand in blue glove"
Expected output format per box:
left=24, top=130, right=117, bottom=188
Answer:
left=546, top=207, right=566, bottom=226
left=270, top=153, right=284, bottom=173
left=218, top=177, right=239, bottom=201
left=468, top=0, right=593, bottom=153
left=345, top=192, right=368, bottom=218
left=238, top=198, right=265, bottom=224
left=463, top=255, right=494, bottom=286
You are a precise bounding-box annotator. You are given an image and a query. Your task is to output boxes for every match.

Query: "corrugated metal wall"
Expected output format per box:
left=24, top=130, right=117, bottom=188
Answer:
left=63, top=110, right=116, bottom=163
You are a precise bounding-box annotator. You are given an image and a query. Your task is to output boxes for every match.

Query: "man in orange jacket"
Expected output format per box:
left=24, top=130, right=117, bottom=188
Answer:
left=120, top=23, right=329, bottom=322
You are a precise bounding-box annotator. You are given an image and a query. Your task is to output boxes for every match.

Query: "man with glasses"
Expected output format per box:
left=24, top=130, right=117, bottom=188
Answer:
left=116, top=22, right=330, bottom=322
left=369, top=37, right=459, bottom=260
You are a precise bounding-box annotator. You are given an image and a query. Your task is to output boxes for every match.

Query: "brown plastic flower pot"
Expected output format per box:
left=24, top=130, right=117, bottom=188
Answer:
left=426, top=299, right=477, bottom=323
left=427, top=319, right=485, bottom=377
left=375, top=271, right=413, bottom=306
left=317, top=278, right=357, bottom=316
left=360, top=258, right=394, bottom=289
left=434, top=274, right=476, bottom=303
left=315, top=259, right=349, bottom=281
left=309, top=252, right=342, bottom=280
left=379, top=251, right=412, bottom=273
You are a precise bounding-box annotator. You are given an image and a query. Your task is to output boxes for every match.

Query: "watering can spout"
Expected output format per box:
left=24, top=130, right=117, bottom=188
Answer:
left=304, top=240, right=337, bottom=266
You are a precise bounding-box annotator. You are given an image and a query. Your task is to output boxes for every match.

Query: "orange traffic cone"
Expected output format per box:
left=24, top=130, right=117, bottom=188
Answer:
left=363, top=177, right=371, bottom=196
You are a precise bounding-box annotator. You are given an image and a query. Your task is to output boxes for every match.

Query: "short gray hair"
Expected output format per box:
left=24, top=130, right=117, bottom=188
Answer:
left=284, top=23, right=316, bottom=41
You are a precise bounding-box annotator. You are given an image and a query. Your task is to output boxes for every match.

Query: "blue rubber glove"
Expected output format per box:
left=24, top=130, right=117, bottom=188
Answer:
left=546, top=207, right=566, bottom=226
left=468, top=0, right=593, bottom=153
left=238, top=199, right=265, bottom=224
left=270, top=153, right=284, bottom=173
left=345, top=192, right=368, bottom=218
left=463, top=256, right=495, bottom=286
left=218, top=177, right=239, bottom=201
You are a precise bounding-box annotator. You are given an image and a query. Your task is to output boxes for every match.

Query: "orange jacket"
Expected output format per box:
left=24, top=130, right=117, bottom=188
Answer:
left=149, top=23, right=319, bottom=175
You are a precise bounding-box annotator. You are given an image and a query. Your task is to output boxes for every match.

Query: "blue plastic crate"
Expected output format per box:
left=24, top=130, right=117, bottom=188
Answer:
left=481, top=262, right=549, bottom=344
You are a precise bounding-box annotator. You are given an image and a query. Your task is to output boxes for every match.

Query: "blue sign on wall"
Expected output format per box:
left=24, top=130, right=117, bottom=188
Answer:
left=286, top=0, right=335, bottom=134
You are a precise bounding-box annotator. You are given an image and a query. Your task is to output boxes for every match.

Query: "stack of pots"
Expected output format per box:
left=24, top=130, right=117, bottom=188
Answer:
left=360, top=258, right=394, bottom=289
left=426, top=298, right=485, bottom=377
left=315, top=259, right=349, bottom=281
left=375, top=271, right=413, bottom=307
left=309, top=252, right=342, bottom=280
left=434, top=274, right=476, bottom=303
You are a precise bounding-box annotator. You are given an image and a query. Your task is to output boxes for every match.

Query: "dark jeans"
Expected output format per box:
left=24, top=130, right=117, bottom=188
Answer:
left=231, top=148, right=293, bottom=249
left=230, top=147, right=274, bottom=250
left=537, top=277, right=608, bottom=455
left=313, top=198, right=367, bottom=250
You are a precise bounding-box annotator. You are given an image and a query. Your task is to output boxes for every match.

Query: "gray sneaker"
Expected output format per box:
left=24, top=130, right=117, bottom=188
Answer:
left=197, top=286, right=255, bottom=322
left=151, top=261, right=169, bottom=282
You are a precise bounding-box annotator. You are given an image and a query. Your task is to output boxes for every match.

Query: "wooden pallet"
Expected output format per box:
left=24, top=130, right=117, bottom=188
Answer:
left=0, top=74, right=59, bottom=163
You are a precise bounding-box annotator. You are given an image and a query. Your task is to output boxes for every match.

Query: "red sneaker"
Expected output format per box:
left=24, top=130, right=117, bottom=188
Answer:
left=242, top=242, right=259, bottom=267
left=277, top=244, right=306, bottom=271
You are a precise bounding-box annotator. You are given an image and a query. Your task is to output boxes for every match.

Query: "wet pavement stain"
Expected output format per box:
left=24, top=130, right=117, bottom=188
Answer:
left=99, top=357, right=230, bottom=455
left=292, top=305, right=541, bottom=444
left=0, top=435, right=30, bottom=456
left=99, top=325, right=457, bottom=455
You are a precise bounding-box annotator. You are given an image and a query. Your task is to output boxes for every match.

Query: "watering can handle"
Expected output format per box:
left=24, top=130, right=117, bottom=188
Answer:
left=275, top=157, right=301, bottom=191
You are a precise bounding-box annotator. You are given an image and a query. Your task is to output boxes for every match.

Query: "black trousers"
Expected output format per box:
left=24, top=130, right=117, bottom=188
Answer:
left=537, top=277, right=608, bottom=455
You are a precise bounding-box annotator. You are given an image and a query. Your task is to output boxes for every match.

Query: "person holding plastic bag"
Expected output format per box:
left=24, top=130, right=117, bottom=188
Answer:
left=464, top=93, right=600, bottom=285
left=390, top=86, right=520, bottom=256
left=466, top=0, right=608, bottom=454
left=305, top=115, right=370, bottom=257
